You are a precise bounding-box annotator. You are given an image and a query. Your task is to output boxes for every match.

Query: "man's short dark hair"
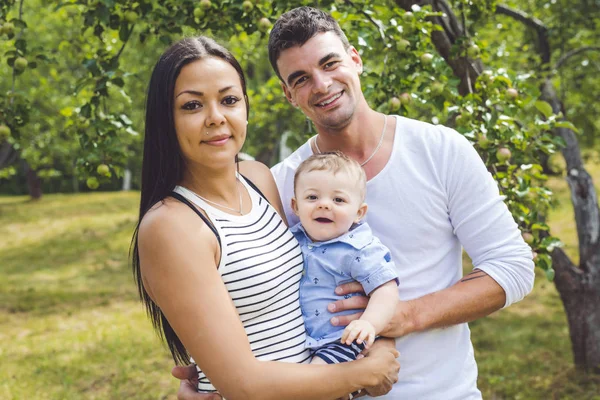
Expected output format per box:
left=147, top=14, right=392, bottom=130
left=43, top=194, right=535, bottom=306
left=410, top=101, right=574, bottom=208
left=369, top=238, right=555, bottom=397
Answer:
left=268, top=6, right=351, bottom=82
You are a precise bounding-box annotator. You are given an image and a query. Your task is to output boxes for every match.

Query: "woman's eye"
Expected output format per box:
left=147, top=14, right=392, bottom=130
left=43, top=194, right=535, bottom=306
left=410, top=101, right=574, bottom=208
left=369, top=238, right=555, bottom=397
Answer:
left=182, top=101, right=201, bottom=110
left=223, top=96, right=239, bottom=105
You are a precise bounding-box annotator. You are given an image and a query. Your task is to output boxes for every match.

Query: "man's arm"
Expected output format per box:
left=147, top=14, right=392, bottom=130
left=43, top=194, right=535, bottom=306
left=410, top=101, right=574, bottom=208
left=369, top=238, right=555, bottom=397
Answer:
left=330, top=270, right=505, bottom=338
left=331, top=128, right=533, bottom=337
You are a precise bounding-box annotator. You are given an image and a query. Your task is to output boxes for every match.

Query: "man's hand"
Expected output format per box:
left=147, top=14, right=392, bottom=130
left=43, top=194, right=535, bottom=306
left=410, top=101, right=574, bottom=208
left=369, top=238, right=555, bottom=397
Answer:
left=341, top=320, right=376, bottom=347
left=171, top=365, right=222, bottom=400
left=328, top=282, right=368, bottom=327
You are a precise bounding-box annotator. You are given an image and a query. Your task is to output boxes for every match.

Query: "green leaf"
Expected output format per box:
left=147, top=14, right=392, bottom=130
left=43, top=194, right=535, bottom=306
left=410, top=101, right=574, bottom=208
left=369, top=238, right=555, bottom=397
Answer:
left=545, top=268, right=555, bottom=281
left=535, top=101, right=554, bottom=118
left=554, top=121, right=579, bottom=133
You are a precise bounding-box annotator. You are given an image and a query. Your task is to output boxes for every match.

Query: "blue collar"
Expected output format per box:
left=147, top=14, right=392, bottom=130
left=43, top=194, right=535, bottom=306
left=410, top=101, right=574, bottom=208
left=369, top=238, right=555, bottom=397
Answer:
left=290, top=221, right=373, bottom=250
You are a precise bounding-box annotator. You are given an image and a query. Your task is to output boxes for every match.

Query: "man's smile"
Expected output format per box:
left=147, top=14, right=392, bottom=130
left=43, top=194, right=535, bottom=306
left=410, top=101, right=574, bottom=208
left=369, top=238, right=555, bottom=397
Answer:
left=315, top=91, right=343, bottom=108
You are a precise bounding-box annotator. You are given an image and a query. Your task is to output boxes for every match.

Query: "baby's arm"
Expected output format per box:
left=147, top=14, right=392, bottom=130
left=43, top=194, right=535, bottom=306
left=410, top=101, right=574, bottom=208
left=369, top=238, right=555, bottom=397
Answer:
left=340, top=280, right=398, bottom=347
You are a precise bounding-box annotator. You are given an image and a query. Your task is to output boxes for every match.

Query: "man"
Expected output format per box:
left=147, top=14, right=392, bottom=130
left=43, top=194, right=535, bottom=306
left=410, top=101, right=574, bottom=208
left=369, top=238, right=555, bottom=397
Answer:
left=174, top=6, right=534, bottom=399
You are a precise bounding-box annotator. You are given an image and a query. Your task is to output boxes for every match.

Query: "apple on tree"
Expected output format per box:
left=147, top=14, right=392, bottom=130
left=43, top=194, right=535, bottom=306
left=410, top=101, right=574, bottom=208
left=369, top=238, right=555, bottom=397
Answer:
left=14, top=57, right=28, bottom=71
left=389, top=97, right=401, bottom=111
left=399, top=92, right=412, bottom=106
left=396, top=39, right=410, bottom=52
left=87, top=177, right=100, bottom=190
left=258, top=17, right=271, bottom=33
left=506, top=88, right=518, bottom=100
left=200, top=0, right=212, bottom=10
left=242, top=1, right=253, bottom=12
left=522, top=232, right=534, bottom=245
left=420, top=53, right=433, bottom=65
left=0, top=124, right=11, bottom=139
left=97, top=164, right=110, bottom=177
left=496, top=147, right=511, bottom=162
left=124, top=11, right=138, bottom=23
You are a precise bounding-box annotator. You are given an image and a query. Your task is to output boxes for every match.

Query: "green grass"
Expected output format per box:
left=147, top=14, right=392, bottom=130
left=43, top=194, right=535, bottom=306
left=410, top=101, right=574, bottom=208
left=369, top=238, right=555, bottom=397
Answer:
left=1, top=159, right=600, bottom=399
left=0, top=192, right=178, bottom=400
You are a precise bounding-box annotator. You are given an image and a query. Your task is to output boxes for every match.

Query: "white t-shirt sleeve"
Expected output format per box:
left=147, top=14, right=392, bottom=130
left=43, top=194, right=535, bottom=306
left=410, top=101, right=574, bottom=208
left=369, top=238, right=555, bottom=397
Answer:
left=441, top=128, right=535, bottom=308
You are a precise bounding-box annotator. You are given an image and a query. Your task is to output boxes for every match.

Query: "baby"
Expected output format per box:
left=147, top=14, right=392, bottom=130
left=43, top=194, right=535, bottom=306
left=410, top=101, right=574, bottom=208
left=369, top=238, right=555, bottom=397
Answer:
left=290, top=151, right=399, bottom=366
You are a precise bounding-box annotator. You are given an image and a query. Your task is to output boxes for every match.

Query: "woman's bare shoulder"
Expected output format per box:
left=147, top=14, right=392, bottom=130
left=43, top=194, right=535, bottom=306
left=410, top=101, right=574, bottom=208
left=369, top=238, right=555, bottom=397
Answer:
left=138, top=197, right=215, bottom=246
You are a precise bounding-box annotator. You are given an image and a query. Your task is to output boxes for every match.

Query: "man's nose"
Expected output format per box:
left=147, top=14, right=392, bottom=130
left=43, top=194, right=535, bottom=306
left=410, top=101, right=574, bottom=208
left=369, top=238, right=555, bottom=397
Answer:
left=311, top=71, right=332, bottom=95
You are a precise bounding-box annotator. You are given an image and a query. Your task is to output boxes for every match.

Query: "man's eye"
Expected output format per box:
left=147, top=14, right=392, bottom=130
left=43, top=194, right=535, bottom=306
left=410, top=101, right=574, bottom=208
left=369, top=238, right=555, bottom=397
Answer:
left=182, top=101, right=201, bottom=110
left=223, top=96, right=239, bottom=105
left=295, top=76, right=308, bottom=86
left=324, top=61, right=338, bottom=69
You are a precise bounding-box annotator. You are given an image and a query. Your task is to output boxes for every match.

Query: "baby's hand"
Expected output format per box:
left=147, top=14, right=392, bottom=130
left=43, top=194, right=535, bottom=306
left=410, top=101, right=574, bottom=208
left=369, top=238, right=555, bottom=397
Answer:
left=341, top=320, right=376, bottom=348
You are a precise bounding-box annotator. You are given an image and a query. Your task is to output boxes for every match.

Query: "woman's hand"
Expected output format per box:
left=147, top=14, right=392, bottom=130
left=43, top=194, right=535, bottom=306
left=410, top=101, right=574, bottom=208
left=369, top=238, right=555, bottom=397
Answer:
left=172, top=365, right=222, bottom=400
left=361, top=338, right=400, bottom=397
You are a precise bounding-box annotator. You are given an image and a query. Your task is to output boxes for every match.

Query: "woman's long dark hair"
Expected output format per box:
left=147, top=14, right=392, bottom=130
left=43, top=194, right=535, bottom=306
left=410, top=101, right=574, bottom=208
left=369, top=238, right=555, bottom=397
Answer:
left=130, top=36, right=249, bottom=365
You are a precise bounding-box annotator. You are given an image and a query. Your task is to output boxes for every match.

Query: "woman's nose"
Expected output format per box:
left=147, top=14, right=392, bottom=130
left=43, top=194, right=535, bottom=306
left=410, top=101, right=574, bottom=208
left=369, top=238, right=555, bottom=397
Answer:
left=205, top=103, right=226, bottom=127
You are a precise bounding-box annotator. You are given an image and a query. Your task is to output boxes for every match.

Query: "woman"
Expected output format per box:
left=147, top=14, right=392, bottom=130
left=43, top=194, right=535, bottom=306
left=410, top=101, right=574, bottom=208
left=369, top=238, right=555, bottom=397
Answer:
left=131, top=36, right=399, bottom=399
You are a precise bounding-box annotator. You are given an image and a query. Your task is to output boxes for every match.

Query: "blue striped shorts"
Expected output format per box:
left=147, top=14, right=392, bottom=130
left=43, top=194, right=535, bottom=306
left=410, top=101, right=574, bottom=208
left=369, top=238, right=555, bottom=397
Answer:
left=312, top=340, right=366, bottom=364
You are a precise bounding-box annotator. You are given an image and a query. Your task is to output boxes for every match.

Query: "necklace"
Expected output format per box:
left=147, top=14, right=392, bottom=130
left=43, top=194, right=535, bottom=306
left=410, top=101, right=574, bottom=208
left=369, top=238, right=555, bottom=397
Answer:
left=313, top=114, right=387, bottom=167
left=190, top=178, right=244, bottom=215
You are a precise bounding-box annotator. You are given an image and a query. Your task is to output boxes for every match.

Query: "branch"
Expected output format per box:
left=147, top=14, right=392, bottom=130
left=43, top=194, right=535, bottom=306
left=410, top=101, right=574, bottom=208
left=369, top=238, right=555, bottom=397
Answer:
left=11, top=0, right=25, bottom=96
left=554, top=46, right=600, bottom=71
left=495, top=4, right=551, bottom=65
left=346, top=1, right=389, bottom=77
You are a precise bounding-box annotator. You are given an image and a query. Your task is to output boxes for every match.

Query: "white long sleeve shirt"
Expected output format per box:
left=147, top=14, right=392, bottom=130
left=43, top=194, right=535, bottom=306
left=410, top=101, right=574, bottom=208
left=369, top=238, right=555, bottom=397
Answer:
left=271, top=116, right=534, bottom=399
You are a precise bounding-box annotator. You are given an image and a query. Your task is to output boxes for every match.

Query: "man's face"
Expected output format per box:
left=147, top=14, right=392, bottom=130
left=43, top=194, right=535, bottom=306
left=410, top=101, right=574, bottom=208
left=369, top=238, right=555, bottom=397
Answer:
left=276, top=32, right=364, bottom=131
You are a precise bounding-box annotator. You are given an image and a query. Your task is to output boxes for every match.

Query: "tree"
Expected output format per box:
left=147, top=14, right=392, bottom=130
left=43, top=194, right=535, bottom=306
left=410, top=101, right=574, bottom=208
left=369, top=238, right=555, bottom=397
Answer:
left=393, top=0, right=600, bottom=371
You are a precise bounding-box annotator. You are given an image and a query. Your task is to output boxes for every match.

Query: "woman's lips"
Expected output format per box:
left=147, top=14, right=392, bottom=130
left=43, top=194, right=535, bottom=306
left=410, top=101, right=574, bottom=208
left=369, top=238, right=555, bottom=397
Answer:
left=204, top=136, right=231, bottom=146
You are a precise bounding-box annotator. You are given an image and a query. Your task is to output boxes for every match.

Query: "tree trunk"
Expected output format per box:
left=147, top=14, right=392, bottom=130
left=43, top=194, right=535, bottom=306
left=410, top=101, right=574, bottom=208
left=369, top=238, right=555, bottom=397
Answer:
left=552, top=246, right=600, bottom=372
left=494, top=5, right=600, bottom=371
left=23, top=162, right=42, bottom=200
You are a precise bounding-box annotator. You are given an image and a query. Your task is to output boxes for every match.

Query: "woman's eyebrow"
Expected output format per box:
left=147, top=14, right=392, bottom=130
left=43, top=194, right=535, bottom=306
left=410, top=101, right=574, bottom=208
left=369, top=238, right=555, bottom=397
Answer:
left=176, top=86, right=236, bottom=98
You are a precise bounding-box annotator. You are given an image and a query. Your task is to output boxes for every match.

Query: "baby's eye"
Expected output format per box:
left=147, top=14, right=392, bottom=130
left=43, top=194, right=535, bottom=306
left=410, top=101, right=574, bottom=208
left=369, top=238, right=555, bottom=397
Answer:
left=182, top=101, right=201, bottom=110
left=333, top=197, right=345, bottom=203
left=223, top=96, right=239, bottom=105
left=306, top=195, right=317, bottom=200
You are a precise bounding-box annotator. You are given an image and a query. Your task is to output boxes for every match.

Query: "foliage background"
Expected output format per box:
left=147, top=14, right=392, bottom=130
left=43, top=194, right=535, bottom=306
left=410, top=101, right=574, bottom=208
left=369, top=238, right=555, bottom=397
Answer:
left=0, top=0, right=599, bottom=398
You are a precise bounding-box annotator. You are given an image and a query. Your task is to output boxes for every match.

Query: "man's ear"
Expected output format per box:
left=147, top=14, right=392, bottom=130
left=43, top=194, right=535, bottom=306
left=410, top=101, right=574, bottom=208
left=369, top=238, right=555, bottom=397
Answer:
left=280, top=81, right=297, bottom=107
left=354, top=202, right=368, bottom=223
left=291, top=197, right=299, bottom=216
left=348, top=46, right=363, bottom=74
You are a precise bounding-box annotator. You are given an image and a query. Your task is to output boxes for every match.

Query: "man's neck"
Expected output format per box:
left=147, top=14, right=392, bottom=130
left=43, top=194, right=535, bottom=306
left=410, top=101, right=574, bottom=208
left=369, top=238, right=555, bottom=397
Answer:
left=314, top=107, right=383, bottom=158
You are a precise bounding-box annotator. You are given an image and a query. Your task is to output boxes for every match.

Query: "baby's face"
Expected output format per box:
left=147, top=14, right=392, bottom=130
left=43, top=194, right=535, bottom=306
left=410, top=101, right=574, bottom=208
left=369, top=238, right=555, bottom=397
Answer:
left=292, top=169, right=367, bottom=242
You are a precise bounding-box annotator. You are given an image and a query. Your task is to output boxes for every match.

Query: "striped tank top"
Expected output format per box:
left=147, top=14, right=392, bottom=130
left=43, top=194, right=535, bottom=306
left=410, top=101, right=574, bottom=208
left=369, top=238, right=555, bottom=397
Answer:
left=173, top=175, right=311, bottom=393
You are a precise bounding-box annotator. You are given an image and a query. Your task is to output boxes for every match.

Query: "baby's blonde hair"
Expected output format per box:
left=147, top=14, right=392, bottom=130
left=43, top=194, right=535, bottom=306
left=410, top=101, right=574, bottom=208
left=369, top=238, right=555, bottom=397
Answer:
left=293, top=151, right=367, bottom=201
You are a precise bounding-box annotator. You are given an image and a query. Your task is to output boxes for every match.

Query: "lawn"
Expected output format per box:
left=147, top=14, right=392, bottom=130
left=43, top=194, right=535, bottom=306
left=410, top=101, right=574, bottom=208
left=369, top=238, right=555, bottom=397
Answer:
left=1, top=160, right=600, bottom=399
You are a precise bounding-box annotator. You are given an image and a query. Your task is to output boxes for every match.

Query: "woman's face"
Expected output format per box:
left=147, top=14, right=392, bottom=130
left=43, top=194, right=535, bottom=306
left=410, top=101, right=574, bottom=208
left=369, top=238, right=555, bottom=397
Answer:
left=173, top=57, right=247, bottom=169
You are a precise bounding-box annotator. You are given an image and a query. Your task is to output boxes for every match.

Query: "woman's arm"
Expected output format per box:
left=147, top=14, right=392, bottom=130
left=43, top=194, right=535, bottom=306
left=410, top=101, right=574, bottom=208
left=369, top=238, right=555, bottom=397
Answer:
left=139, top=202, right=399, bottom=400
